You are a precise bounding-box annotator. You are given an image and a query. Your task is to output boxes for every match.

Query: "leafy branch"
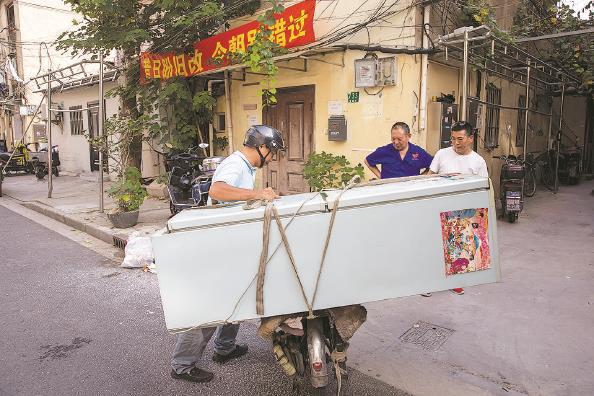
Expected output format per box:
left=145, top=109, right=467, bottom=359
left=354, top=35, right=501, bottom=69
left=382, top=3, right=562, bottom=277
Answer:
left=303, top=152, right=365, bottom=192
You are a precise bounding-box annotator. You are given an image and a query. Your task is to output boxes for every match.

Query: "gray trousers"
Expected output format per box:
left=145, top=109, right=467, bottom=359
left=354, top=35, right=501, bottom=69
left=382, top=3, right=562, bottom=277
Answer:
left=171, top=323, right=240, bottom=374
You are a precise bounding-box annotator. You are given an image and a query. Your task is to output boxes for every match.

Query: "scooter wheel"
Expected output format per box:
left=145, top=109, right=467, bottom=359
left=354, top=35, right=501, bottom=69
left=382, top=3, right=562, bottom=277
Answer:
left=35, top=167, right=45, bottom=180
left=507, top=212, right=518, bottom=223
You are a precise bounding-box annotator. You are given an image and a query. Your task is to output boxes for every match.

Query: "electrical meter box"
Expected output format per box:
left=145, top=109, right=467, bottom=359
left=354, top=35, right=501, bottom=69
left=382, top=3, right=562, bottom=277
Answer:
left=427, top=102, right=458, bottom=153
left=354, top=57, right=396, bottom=88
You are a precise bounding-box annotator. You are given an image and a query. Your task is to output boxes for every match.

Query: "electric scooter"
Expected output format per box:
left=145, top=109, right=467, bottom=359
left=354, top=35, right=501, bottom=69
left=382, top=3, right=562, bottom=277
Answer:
left=494, top=155, right=525, bottom=223
left=32, top=145, right=60, bottom=180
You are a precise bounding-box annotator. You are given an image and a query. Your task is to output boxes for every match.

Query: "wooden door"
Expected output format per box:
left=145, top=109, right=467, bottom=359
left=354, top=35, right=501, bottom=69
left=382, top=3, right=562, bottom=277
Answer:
left=262, top=85, right=314, bottom=195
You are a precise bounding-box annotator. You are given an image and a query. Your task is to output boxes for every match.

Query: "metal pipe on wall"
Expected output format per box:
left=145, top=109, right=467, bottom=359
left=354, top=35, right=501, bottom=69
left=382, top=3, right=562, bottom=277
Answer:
left=47, top=71, right=53, bottom=198
left=224, top=70, right=234, bottom=154
left=208, top=79, right=224, bottom=157
left=98, top=51, right=105, bottom=213
left=546, top=108, right=553, bottom=150
left=461, top=29, right=469, bottom=120
left=554, top=85, right=565, bottom=193
left=522, top=65, right=530, bottom=157
left=418, top=4, right=431, bottom=132
left=521, top=65, right=530, bottom=199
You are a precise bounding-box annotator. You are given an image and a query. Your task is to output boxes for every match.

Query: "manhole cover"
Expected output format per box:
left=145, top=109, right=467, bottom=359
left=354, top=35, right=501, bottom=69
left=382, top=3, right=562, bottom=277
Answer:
left=400, top=321, right=454, bottom=351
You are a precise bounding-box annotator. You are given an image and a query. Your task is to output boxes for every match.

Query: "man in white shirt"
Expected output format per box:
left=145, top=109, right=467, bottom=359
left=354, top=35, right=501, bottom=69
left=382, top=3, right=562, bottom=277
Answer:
left=429, top=121, right=488, bottom=177
left=427, top=121, right=488, bottom=296
left=170, top=125, right=283, bottom=383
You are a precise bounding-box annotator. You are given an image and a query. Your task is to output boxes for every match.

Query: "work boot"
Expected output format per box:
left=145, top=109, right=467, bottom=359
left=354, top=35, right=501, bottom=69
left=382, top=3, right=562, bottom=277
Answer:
left=170, top=367, right=214, bottom=383
left=212, top=344, right=248, bottom=364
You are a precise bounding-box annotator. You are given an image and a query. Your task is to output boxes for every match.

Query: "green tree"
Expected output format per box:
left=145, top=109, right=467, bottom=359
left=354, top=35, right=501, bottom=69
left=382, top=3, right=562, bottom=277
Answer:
left=511, top=1, right=594, bottom=90
left=58, top=0, right=285, bottom=167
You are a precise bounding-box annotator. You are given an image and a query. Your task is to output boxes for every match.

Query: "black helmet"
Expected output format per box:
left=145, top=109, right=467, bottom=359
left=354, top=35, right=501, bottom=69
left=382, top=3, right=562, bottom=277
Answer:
left=243, top=125, right=285, bottom=152
left=243, top=125, right=285, bottom=168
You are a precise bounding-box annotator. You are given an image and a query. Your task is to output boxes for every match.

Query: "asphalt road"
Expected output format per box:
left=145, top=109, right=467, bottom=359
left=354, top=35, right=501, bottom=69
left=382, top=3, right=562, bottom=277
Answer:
left=0, top=205, right=409, bottom=396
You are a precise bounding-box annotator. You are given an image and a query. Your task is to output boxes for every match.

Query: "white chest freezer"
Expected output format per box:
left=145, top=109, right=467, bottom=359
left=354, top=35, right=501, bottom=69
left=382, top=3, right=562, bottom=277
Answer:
left=152, top=175, right=500, bottom=331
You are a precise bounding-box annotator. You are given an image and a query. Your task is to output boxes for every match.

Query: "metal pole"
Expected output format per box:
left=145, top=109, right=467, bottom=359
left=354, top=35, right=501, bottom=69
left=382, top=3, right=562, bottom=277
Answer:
left=546, top=108, right=553, bottom=151
left=47, top=70, right=53, bottom=198
left=224, top=70, right=234, bottom=154
left=98, top=51, right=105, bottom=213
left=419, top=4, right=430, bottom=132
left=554, top=85, right=565, bottom=193
left=521, top=65, right=531, bottom=199
left=461, top=29, right=469, bottom=120
left=522, top=64, right=530, bottom=157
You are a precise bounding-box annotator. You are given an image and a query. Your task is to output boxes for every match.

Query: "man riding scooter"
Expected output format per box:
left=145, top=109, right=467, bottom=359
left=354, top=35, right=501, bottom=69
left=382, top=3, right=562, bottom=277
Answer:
left=170, top=125, right=284, bottom=383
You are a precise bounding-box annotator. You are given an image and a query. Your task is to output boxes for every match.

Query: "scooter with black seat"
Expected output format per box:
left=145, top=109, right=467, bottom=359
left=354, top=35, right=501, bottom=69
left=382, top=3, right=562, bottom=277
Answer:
left=32, top=145, right=60, bottom=180
left=494, top=155, right=526, bottom=223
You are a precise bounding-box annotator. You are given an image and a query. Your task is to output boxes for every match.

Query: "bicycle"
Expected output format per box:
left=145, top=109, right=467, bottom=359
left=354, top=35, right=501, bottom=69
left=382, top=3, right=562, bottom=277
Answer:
left=536, top=150, right=555, bottom=190
left=521, top=153, right=537, bottom=198
left=520, top=151, right=555, bottom=196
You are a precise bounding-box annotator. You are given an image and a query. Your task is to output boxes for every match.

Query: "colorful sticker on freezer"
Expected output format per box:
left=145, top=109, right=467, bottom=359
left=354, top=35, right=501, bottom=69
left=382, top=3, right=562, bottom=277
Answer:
left=440, top=208, right=491, bottom=276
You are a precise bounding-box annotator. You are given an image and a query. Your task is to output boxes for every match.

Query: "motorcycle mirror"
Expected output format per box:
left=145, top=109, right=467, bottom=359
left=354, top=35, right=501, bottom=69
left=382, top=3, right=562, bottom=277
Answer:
left=198, top=143, right=209, bottom=149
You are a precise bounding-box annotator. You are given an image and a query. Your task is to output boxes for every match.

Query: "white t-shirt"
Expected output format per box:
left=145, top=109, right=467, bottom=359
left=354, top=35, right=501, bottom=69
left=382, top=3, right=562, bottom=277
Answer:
left=429, top=147, right=488, bottom=177
left=207, top=151, right=256, bottom=204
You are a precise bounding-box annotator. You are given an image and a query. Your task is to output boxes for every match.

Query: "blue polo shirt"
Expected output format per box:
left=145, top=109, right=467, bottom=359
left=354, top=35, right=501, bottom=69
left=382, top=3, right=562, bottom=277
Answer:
left=366, top=143, right=433, bottom=179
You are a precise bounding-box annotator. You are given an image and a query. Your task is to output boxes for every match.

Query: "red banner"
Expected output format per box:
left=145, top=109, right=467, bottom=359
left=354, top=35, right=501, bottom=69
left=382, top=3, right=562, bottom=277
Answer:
left=140, top=0, right=316, bottom=82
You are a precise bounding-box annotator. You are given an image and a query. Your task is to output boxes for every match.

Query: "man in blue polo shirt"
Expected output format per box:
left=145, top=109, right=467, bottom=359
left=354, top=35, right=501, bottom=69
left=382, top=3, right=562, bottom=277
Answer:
left=364, top=122, right=432, bottom=179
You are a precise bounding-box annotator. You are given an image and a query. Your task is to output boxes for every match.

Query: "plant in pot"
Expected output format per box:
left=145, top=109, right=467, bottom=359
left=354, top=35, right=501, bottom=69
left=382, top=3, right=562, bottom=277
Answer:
left=106, top=166, right=147, bottom=228
left=88, top=114, right=149, bottom=228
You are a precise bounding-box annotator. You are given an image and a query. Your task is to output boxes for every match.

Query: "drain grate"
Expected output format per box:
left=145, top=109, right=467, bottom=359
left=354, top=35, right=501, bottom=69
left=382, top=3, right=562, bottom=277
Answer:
left=400, top=321, right=454, bottom=351
left=112, top=234, right=128, bottom=250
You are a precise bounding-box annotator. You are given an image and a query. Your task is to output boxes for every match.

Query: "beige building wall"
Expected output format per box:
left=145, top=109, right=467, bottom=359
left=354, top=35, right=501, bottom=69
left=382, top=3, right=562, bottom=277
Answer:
left=216, top=49, right=423, bottom=186
left=552, top=95, right=587, bottom=147
left=421, top=57, right=554, bottom=193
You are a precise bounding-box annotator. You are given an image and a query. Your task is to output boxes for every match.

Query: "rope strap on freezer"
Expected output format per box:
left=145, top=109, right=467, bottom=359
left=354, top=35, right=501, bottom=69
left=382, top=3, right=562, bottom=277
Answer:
left=254, top=174, right=477, bottom=317
left=255, top=175, right=361, bottom=318
left=256, top=201, right=312, bottom=317
left=331, top=349, right=348, bottom=395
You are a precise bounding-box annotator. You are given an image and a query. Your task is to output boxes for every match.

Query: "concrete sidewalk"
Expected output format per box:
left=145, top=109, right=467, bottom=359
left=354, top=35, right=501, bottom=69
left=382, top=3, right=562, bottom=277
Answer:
left=0, top=174, right=170, bottom=244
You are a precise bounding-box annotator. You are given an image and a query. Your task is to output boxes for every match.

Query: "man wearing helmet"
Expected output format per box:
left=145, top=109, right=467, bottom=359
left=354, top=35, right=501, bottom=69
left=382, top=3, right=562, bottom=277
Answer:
left=207, top=124, right=285, bottom=203
left=170, top=125, right=285, bottom=384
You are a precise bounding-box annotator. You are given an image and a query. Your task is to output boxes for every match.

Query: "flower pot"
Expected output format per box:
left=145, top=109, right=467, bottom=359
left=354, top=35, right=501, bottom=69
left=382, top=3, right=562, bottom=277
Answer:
left=107, top=210, right=139, bottom=228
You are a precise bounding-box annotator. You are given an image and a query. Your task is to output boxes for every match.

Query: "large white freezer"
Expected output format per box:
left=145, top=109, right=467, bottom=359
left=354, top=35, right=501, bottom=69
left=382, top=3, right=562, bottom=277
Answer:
left=152, top=174, right=500, bottom=331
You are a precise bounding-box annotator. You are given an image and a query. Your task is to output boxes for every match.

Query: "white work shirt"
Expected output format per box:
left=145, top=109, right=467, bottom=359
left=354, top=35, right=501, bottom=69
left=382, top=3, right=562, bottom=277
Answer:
left=429, top=147, right=488, bottom=177
left=207, top=151, right=256, bottom=204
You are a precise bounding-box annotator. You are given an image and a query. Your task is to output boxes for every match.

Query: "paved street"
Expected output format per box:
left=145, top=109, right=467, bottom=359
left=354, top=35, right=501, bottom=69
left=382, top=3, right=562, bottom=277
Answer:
left=1, top=180, right=593, bottom=396
left=0, top=205, right=407, bottom=396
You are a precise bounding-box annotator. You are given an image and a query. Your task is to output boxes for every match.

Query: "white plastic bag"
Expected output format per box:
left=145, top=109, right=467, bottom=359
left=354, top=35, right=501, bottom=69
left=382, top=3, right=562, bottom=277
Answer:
left=121, top=232, right=154, bottom=269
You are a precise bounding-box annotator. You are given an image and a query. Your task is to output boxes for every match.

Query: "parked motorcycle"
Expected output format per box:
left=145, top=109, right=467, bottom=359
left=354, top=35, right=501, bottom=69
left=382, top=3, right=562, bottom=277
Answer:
left=261, top=305, right=367, bottom=393
left=494, top=155, right=526, bottom=223
left=0, top=142, right=36, bottom=175
left=166, top=144, right=225, bottom=214
left=32, top=145, right=60, bottom=180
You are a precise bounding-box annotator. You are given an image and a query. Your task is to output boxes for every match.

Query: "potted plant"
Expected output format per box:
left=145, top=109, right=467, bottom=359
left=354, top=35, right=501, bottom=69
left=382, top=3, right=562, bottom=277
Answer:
left=303, top=151, right=365, bottom=192
left=106, top=166, right=147, bottom=228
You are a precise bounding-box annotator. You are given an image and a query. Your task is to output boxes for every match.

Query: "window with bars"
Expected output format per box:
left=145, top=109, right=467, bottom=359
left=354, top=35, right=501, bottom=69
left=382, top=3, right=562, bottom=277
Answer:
left=485, top=84, right=501, bottom=149
left=516, top=95, right=526, bottom=147
left=69, top=105, right=84, bottom=135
